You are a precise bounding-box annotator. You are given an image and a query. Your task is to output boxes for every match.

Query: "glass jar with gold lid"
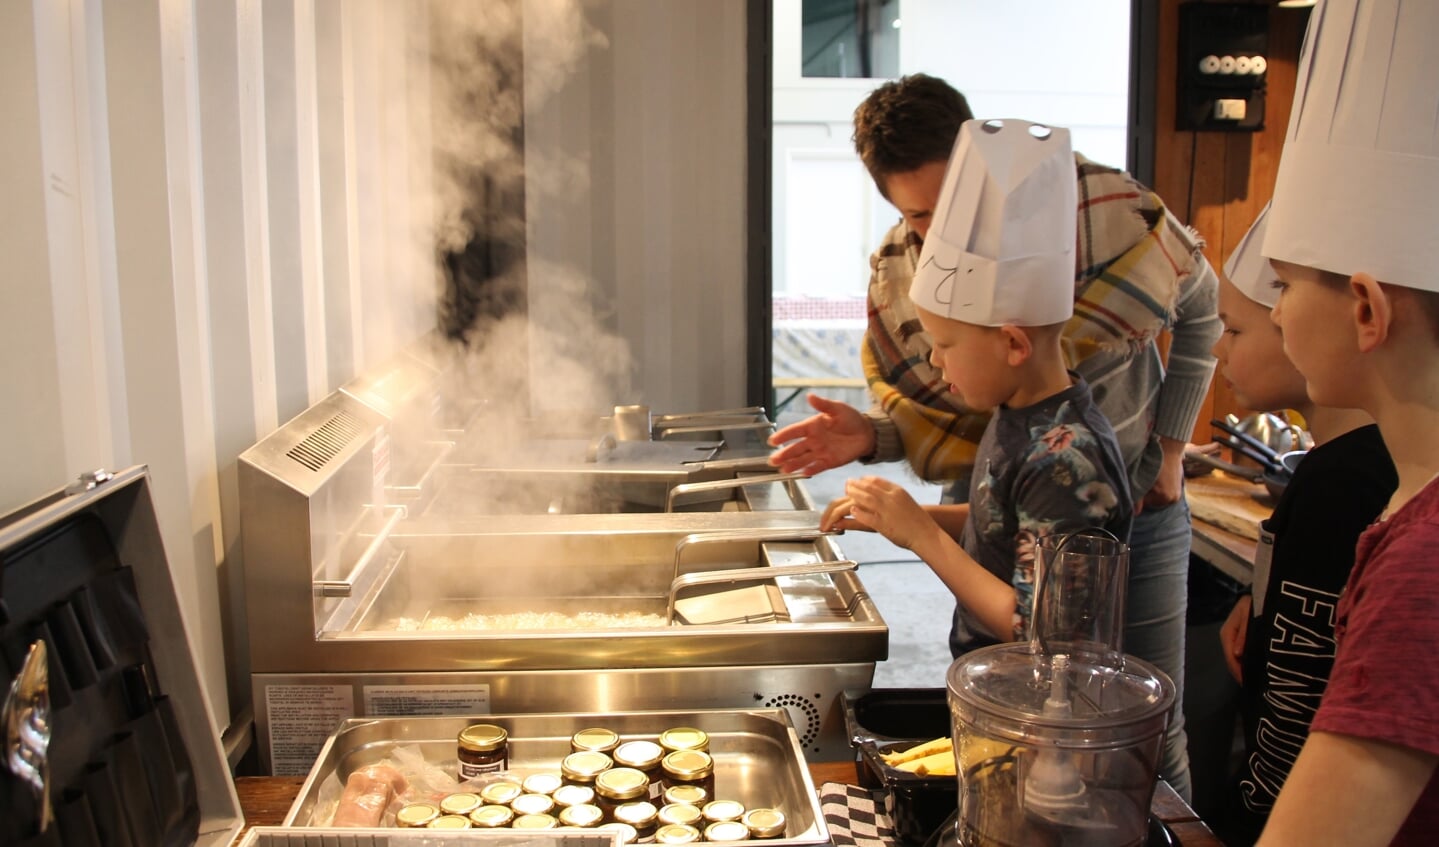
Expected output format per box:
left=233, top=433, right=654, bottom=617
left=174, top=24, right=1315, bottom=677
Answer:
left=662, top=784, right=709, bottom=808
left=572, top=727, right=621, bottom=755
left=655, top=823, right=702, bottom=844
left=705, top=820, right=751, bottom=842
left=468, top=804, right=515, bottom=828
left=457, top=724, right=509, bottom=779
left=512, top=813, right=559, bottom=830
left=553, top=783, right=598, bottom=809
left=614, top=800, right=659, bottom=843
left=595, top=766, right=650, bottom=819
left=395, top=802, right=441, bottom=828
left=523, top=772, right=564, bottom=796
left=660, top=749, right=715, bottom=799
left=428, top=814, right=472, bottom=829
left=658, top=727, right=709, bottom=755
left=702, top=799, right=746, bottom=824
left=658, top=802, right=705, bottom=829
left=479, top=779, right=524, bottom=807
left=559, top=802, right=606, bottom=828
left=512, top=792, right=557, bottom=817
left=562, top=750, right=614, bottom=785
left=614, top=740, right=665, bottom=800
left=599, top=821, right=639, bottom=846
left=438, top=792, right=482, bottom=817
left=742, top=808, right=786, bottom=839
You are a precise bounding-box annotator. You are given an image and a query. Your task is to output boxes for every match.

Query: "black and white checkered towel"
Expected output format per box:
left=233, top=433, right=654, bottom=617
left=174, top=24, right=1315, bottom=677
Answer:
left=820, top=782, right=900, bottom=847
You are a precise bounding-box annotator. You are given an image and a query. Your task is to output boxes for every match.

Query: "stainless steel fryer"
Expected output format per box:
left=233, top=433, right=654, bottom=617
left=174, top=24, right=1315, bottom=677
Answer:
left=239, top=349, right=889, bottom=774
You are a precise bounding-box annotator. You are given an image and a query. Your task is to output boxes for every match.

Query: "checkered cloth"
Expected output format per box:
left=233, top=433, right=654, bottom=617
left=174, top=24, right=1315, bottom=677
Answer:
left=820, top=782, right=900, bottom=847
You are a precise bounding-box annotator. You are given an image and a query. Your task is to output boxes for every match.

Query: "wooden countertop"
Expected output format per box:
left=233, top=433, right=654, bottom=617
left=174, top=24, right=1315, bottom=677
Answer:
left=1187, top=470, right=1268, bottom=585
left=234, top=762, right=1222, bottom=846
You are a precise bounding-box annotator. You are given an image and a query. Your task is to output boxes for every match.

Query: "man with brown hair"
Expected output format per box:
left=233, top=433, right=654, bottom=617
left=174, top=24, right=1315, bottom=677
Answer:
left=771, top=73, right=1220, bottom=801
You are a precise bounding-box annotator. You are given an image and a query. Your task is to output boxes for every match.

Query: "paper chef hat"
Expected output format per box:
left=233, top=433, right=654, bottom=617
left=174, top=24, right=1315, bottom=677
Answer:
left=1224, top=203, right=1281, bottom=308
left=1264, top=0, right=1439, bottom=291
left=910, top=118, right=1077, bottom=327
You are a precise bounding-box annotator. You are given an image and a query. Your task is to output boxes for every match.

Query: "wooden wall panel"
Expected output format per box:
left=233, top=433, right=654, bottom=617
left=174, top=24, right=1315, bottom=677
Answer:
left=1151, top=0, right=1309, bottom=441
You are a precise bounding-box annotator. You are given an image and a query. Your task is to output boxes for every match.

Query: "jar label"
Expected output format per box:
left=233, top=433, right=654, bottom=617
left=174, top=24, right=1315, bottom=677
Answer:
left=459, top=759, right=505, bottom=779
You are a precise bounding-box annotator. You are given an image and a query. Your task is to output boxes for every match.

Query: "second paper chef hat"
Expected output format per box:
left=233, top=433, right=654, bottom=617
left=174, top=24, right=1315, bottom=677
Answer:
left=1224, top=203, right=1281, bottom=308
left=1263, top=0, right=1439, bottom=291
left=910, top=118, right=1077, bottom=327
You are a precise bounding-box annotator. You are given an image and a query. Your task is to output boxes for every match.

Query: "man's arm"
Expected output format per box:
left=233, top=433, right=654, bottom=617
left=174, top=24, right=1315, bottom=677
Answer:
left=1147, top=254, right=1222, bottom=505
left=1257, top=731, right=1437, bottom=847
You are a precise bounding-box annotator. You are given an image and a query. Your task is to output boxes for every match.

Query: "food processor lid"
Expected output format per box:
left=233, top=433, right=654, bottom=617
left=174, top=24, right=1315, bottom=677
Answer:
left=947, top=643, right=1175, bottom=737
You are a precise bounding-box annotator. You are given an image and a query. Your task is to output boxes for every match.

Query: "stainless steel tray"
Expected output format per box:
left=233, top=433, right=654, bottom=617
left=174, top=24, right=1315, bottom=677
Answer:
left=240, top=827, right=621, bottom=846
left=283, top=709, right=831, bottom=846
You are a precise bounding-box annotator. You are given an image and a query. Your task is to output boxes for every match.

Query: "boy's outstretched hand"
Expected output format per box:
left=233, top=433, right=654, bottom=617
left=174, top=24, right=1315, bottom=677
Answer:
left=768, top=394, right=875, bottom=476
left=835, top=476, right=933, bottom=551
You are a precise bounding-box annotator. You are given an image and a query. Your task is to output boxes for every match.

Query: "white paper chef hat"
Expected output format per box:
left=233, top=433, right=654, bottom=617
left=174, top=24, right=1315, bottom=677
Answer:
left=1264, top=0, right=1439, bottom=291
left=910, top=118, right=1077, bottom=327
left=1224, top=203, right=1281, bottom=308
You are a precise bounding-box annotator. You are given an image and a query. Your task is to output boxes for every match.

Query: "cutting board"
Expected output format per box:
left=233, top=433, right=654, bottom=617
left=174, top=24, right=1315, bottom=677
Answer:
left=1185, top=471, right=1274, bottom=540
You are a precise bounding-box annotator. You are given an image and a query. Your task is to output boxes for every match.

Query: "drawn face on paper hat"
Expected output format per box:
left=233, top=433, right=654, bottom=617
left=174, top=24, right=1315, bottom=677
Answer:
left=1224, top=203, right=1281, bottom=308
left=910, top=119, right=1077, bottom=327
left=1264, top=0, right=1439, bottom=291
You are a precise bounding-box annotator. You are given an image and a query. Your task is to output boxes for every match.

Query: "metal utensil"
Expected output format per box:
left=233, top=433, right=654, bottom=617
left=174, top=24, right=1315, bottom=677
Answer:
left=1211, top=418, right=1282, bottom=467
left=3, top=639, right=53, bottom=833
left=1212, top=433, right=1285, bottom=474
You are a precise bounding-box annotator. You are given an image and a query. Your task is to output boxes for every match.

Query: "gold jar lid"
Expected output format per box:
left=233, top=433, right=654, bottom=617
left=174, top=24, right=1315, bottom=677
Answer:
left=512, top=813, right=559, bottom=829
left=512, top=792, right=557, bottom=817
left=614, top=800, right=659, bottom=828
left=661, top=749, right=714, bottom=780
left=703, top=799, right=746, bottom=823
left=663, top=784, right=709, bottom=807
left=595, top=766, right=650, bottom=801
left=468, top=804, right=515, bottom=828
left=523, top=772, right=564, bottom=796
left=599, top=822, right=639, bottom=845
left=458, top=723, right=508, bottom=753
left=438, top=792, right=482, bottom=816
left=561, top=750, right=614, bottom=783
left=742, top=808, right=787, bottom=838
left=395, top=801, right=441, bottom=828
left=479, top=780, right=524, bottom=806
left=558, top=803, right=606, bottom=827
left=572, top=727, right=621, bottom=754
left=553, top=783, right=597, bottom=808
left=706, top=820, right=751, bottom=841
left=658, top=802, right=705, bottom=828
left=656, top=823, right=703, bottom=844
left=659, top=727, right=710, bottom=753
left=613, top=739, right=664, bottom=770
left=428, top=814, right=472, bottom=829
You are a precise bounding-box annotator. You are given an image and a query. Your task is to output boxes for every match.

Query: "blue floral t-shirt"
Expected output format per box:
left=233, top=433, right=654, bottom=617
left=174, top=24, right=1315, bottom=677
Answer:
left=949, top=375, right=1134, bottom=657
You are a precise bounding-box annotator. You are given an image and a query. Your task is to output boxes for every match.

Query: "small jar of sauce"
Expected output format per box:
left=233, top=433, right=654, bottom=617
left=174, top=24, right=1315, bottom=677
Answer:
left=562, top=750, right=614, bottom=786
left=661, top=749, right=716, bottom=799
left=468, top=804, right=515, bottom=828
left=559, top=802, right=606, bottom=828
left=595, top=767, right=651, bottom=819
left=658, top=727, right=710, bottom=755
left=438, top=792, right=482, bottom=817
left=479, top=779, right=524, bottom=807
left=655, top=823, right=703, bottom=844
left=662, top=783, right=709, bottom=808
left=428, top=814, right=472, bottom=829
left=706, top=819, right=751, bottom=842
left=572, top=727, right=622, bottom=755
left=742, top=808, right=787, bottom=839
left=614, top=800, right=660, bottom=843
left=457, top=723, right=509, bottom=779
left=657, top=802, right=705, bottom=829
left=395, top=802, right=441, bottom=828
left=614, top=740, right=665, bottom=800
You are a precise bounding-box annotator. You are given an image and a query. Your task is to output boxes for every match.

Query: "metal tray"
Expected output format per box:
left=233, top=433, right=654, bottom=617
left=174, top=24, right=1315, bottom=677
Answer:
left=283, top=709, right=831, bottom=846
left=240, top=828, right=621, bottom=846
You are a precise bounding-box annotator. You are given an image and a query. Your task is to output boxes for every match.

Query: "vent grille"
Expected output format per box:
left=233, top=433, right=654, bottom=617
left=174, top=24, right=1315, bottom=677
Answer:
left=286, top=411, right=362, bottom=471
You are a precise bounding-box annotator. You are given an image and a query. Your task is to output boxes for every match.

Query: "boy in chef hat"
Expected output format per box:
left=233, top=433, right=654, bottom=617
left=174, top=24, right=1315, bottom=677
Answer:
left=822, top=118, right=1133, bottom=653
left=1207, top=204, right=1396, bottom=846
left=1254, top=1, right=1439, bottom=843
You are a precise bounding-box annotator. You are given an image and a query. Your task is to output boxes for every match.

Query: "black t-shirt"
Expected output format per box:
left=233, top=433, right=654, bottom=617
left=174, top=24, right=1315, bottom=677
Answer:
left=1225, top=424, right=1397, bottom=843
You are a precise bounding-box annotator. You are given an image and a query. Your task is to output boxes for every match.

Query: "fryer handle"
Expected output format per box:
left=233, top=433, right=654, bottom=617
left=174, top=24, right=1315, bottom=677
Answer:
left=654, top=406, right=768, bottom=423
left=312, top=505, right=406, bottom=598
left=671, top=526, right=837, bottom=583
left=656, top=420, right=775, bottom=440
left=665, top=560, right=859, bottom=624
left=665, top=472, right=807, bottom=512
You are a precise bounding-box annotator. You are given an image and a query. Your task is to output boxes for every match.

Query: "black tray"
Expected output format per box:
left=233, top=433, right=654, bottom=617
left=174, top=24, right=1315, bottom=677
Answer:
left=841, top=689, right=957, bottom=845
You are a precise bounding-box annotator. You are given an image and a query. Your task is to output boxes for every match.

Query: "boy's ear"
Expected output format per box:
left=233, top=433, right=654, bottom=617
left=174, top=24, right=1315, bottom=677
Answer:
left=1350, top=273, right=1391, bottom=353
left=999, top=325, right=1033, bottom=365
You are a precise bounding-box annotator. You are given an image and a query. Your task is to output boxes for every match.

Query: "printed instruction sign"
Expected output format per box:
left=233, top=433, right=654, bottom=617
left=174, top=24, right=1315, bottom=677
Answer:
left=265, top=684, right=355, bottom=776
left=363, top=684, right=491, bottom=716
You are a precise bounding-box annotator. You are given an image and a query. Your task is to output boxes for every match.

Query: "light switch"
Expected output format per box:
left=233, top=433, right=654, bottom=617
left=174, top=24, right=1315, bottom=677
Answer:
left=1214, top=99, right=1247, bottom=121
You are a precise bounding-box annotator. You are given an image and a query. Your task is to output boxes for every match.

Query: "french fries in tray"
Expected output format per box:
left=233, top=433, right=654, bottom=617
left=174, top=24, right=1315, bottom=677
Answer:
left=877, top=736, right=956, bottom=777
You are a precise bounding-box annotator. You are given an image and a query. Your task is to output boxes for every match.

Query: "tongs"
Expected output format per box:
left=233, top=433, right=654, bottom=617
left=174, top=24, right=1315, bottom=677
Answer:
left=3, top=640, right=53, bottom=833
left=1210, top=418, right=1284, bottom=475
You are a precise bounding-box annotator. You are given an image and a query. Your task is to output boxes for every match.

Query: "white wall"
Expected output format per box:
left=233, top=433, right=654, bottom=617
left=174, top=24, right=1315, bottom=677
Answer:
left=772, top=0, right=1132, bottom=297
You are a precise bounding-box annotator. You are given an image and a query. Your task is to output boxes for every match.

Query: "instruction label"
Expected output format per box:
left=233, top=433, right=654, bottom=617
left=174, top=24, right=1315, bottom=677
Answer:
left=362, top=684, right=491, bottom=716
left=264, top=684, right=355, bottom=776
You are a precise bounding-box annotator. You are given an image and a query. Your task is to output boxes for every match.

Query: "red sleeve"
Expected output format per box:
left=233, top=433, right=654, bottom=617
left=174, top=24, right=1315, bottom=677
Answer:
left=1311, top=517, right=1439, bottom=757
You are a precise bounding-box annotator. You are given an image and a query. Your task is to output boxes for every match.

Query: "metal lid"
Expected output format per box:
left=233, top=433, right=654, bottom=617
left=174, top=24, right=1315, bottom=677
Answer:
left=659, top=803, right=705, bottom=827
left=572, top=727, right=621, bottom=753
left=946, top=644, right=1176, bottom=749
left=479, top=780, right=524, bottom=806
left=656, top=823, right=703, bottom=844
left=512, top=793, right=557, bottom=816
left=428, top=814, right=472, bottom=829
left=663, top=784, right=709, bottom=807
left=468, top=805, right=515, bottom=828
left=596, top=766, right=650, bottom=801
left=553, top=784, right=597, bottom=808
left=559, top=803, right=606, bottom=827
left=702, top=799, right=746, bottom=823
left=458, top=723, right=508, bottom=753
left=614, top=739, right=664, bottom=770
left=438, top=792, right=482, bottom=816
left=661, top=749, right=713, bottom=780
left=742, top=808, right=786, bottom=838
left=599, top=822, right=639, bottom=845
left=615, top=800, right=659, bottom=827
left=705, top=820, right=752, bottom=841
left=523, top=772, right=564, bottom=795
left=659, top=727, right=710, bottom=753
left=512, top=813, right=559, bottom=829
left=395, top=802, right=441, bottom=828
left=562, top=750, right=615, bottom=782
